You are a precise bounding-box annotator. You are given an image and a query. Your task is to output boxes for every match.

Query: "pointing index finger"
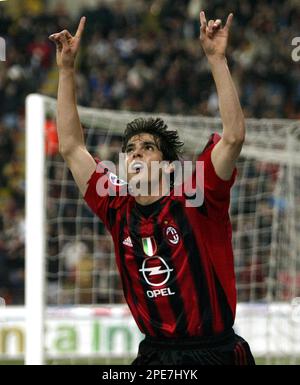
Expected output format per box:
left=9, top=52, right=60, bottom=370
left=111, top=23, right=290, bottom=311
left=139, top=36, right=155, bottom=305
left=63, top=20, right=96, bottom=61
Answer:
left=224, top=13, right=233, bottom=31
left=199, top=11, right=207, bottom=30
left=75, top=16, right=86, bottom=39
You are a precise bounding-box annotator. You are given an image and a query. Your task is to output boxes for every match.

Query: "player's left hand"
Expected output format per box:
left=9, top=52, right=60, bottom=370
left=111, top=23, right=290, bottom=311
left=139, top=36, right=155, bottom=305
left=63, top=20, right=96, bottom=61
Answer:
left=199, top=11, right=233, bottom=60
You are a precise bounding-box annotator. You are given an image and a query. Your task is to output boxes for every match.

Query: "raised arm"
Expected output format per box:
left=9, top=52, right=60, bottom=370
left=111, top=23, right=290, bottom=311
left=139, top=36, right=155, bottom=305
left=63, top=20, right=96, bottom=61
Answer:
left=49, top=17, right=96, bottom=195
left=199, top=11, right=245, bottom=180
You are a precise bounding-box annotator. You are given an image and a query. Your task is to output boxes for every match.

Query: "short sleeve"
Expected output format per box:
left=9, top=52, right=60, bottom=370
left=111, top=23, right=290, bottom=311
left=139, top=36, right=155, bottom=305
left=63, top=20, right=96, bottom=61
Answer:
left=83, top=160, right=127, bottom=232
left=198, top=133, right=237, bottom=216
left=83, top=160, right=112, bottom=231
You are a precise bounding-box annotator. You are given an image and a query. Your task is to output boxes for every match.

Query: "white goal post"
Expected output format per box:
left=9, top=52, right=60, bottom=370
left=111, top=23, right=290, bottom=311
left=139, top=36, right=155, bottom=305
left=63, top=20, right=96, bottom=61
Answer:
left=25, top=93, right=300, bottom=365
left=25, top=95, right=46, bottom=365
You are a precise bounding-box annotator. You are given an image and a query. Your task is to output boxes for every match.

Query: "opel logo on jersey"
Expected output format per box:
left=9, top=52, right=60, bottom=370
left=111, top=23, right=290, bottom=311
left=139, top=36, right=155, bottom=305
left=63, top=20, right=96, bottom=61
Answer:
left=139, top=256, right=173, bottom=287
left=165, top=226, right=180, bottom=245
left=142, top=237, right=157, bottom=257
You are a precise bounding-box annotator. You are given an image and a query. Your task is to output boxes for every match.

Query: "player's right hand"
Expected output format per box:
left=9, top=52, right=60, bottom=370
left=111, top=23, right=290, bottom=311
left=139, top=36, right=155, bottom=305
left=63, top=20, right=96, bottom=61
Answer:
left=49, top=16, right=86, bottom=69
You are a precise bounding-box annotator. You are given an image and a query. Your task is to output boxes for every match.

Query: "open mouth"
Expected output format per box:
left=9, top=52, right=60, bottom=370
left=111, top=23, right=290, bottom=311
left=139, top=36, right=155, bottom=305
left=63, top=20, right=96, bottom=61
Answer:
left=130, top=161, right=144, bottom=174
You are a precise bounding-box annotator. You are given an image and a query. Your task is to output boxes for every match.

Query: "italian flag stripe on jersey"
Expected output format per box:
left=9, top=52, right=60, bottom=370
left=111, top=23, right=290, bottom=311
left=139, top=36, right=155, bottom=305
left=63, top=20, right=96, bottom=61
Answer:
left=142, top=237, right=157, bottom=257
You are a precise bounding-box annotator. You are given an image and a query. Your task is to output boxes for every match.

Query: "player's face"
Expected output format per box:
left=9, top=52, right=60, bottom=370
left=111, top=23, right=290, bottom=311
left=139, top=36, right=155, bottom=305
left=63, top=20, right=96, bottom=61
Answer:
left=125, top=133, right=164, bottom=188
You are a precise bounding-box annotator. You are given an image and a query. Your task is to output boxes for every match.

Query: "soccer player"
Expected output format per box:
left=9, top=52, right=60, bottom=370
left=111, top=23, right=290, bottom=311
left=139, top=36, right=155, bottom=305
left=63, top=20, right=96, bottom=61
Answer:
left=49, top=11, right=255, bottom=365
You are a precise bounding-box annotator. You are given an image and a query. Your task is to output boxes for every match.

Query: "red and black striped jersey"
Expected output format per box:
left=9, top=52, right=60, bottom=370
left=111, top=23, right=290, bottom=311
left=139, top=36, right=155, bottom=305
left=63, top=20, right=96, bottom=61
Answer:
left=84, top=133, right=237, bottom=337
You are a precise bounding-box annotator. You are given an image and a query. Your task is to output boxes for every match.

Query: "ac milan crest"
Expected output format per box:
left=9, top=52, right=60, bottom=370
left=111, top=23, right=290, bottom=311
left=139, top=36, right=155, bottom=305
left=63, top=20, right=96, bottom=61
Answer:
left=165, top=226, right=180, bottom=245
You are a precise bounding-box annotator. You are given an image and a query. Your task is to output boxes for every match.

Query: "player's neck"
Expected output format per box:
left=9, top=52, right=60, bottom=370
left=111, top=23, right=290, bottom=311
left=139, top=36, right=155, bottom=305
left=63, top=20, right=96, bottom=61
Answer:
left=134, top=195, right=164, bottom=206
left=134, top=180, right=170, bottom=206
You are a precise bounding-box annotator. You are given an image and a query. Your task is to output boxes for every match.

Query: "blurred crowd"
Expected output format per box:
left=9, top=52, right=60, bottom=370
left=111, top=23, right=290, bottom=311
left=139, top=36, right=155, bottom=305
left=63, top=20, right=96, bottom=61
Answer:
left=0, top=0, right=300, bottom=305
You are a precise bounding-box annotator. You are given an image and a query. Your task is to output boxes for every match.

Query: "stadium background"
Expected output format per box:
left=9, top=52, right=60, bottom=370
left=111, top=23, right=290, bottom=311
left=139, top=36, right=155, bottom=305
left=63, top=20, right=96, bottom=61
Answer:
left=0, top=0, right=300, bottom=364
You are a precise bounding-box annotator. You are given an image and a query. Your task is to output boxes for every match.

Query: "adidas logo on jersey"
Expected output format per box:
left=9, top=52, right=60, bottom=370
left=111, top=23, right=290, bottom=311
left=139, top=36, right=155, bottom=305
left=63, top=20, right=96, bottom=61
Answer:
left=122, top=236, right=133, bottom=247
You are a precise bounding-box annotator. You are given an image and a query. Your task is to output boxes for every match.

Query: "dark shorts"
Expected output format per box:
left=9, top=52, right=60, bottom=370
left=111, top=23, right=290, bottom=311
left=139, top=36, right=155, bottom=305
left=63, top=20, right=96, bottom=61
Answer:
left=132, top=328, right=255, bottom=365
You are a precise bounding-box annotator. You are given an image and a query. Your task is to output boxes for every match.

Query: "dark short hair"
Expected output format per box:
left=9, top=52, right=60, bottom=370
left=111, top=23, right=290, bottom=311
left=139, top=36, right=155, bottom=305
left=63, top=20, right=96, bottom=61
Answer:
left=122, top=117, right=184, bottom=161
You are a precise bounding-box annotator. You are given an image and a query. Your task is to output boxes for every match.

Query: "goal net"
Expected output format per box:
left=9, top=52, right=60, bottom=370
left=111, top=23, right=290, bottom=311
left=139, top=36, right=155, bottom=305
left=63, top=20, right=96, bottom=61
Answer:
left=25, top=94, right=300, bottom=365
